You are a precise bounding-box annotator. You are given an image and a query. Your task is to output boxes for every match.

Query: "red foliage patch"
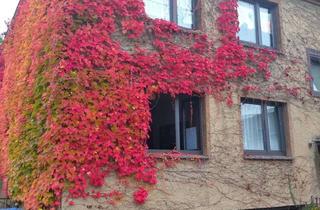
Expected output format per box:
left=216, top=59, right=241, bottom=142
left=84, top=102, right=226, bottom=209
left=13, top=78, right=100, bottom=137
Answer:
left=0, top=47, right=4, bottom=88
left=134, top=187, right=148, bottom=205
left=0, top=0, right=277, bottom=209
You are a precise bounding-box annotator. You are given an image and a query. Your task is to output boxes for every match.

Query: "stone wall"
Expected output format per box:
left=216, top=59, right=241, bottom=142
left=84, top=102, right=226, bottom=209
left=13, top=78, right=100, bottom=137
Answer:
left=62, top=0, right=320, bottom=209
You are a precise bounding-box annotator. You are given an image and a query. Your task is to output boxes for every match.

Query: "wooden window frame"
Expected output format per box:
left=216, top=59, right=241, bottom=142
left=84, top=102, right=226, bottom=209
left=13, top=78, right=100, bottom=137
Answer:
left=307, top=48, right=320, bottom=97
left=241, top=98, right=287, bottom=156
left=149, top=94, right=204, bottom=155
left=145, top=0, right=199, bottom=30
left=238, top=0, right=280, bottom=49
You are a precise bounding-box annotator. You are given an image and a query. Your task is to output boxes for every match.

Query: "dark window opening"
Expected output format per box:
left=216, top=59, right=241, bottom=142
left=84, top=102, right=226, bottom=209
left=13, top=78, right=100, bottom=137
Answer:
left=143, top=0, right=199, bottom=29
left=148, top=94, right=202, bottom=153
left=148, top=94, right=176, bottom=150
left=241, top=98, right=286, bottom=156
left=0, top=177, right=7, bottom=199
left=237, top=0, right=278, bottom=48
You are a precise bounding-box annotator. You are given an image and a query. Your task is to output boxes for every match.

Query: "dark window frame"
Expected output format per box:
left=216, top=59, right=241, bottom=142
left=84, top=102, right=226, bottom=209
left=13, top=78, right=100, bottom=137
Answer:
left=144, top=0, right=199, bottom=30
left=241, top=98, right=287, bottom=156
left=307, top=48, right=320, bottom=97
left=238, top=0, right=280, bottom=49
left=148, top=94, right=204, bottom=155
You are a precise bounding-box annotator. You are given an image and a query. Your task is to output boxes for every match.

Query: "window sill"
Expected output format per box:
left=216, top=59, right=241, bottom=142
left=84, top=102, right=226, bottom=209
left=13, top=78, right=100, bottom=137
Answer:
left=149, top=151, right=209, bottom=160
left=244, top=154, right=294, bottom=161
left=311, top=90, right=320, bottom=98
left=179, top=27, right=201, bottom=34
left=241, top=41, right=284, bottom=56
left=144, top=17, right=200, bottom=35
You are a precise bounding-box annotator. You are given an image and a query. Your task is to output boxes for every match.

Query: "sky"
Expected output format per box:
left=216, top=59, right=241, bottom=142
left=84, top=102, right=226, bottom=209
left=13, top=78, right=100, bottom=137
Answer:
left=0, top=0, right=20, bottom=35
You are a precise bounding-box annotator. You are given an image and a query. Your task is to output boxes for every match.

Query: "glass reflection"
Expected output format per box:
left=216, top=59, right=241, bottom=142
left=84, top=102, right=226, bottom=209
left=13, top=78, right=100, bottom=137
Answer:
left=311, top=59, right=320, bottom=92
left=177, top=0, right=193, bottom=28
left=144, top=0, right=170, bottom=21
left=260, top=7, right=273, bottom=47
left=238, top=1, right=256, bottom=43
left=267, top=106, right=281, bottom=151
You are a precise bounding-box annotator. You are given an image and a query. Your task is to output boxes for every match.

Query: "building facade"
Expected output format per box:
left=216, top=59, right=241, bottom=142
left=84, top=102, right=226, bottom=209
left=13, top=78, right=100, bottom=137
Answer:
left=1, top=0, right=320, bottom=210
left=60, top=0, right=320, bottom=209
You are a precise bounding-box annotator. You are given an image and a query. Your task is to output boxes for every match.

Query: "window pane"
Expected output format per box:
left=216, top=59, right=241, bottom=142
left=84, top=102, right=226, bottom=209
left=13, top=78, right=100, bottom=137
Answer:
left=267, top=106, right=282, bottom=151
left=180, top=95, right=201, bottom=150
left=260, top=7, right=273, bottom=47
left=311, top=59, right=320, bottom=92
left=144, top=0, right=170, bottom=21
left=148, top=94, right=176, bottom=150
left=241, top=103, right=264, bottom=151
left=238, top=1, right=256, bottom=43
left=177, top=0, right=193, bottom=29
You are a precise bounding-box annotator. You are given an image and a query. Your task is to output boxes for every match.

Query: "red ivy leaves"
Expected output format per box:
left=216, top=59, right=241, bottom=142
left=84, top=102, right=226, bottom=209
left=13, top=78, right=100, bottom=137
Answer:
left=121, top=19, right=145, bottom=39
left=0, top=47, right=4, bottom=88
left=133, top=187, right=148, bottom=205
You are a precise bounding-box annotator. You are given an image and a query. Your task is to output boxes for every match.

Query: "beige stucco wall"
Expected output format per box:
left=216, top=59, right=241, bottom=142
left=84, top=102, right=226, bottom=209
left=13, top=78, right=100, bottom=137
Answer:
left=62, top=0, right=320, bottom=209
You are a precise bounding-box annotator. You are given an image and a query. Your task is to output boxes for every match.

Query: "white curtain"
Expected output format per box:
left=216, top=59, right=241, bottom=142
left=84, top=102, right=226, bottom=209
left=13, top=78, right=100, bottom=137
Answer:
left=241, top=103, right=264, bottom=150
left=267, top=106, right=281, bottom=151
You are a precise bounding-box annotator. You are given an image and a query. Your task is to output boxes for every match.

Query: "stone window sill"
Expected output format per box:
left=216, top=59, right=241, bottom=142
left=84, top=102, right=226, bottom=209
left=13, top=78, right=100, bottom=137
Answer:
left=149, top=151, right=209, bottom=160
left=311, top=90, right=320, bottom=98
left=244, top=154, right=294, bottom=161
left=241, top=41, right=284, bottom=56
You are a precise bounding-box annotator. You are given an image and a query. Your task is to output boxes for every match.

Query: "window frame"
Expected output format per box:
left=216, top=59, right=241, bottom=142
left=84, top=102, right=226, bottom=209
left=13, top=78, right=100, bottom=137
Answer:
left=307, top=48, right=320, bottom=97
left=241, top=98, right=287, bottom=156
left=144, top=0, right=199, bottom=30
left=238, top=0, right=280, bottom=49
left=148, top=94, right=204, bottom=155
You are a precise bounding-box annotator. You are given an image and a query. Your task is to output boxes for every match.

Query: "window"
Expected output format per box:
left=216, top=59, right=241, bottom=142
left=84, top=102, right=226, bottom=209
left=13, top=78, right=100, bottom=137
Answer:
left=307, top=49, right=320, bottom=96
left=237, top=0, right=278, bottom=48
left=148, top=94, right=202, bottom=154
left=0, top=177, right=7, bottom=198
left=143, top=0, right=198, bottom=29
left=241, top=98, right=286, bottom=156
left=0, top=179, right=2, bottom=196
